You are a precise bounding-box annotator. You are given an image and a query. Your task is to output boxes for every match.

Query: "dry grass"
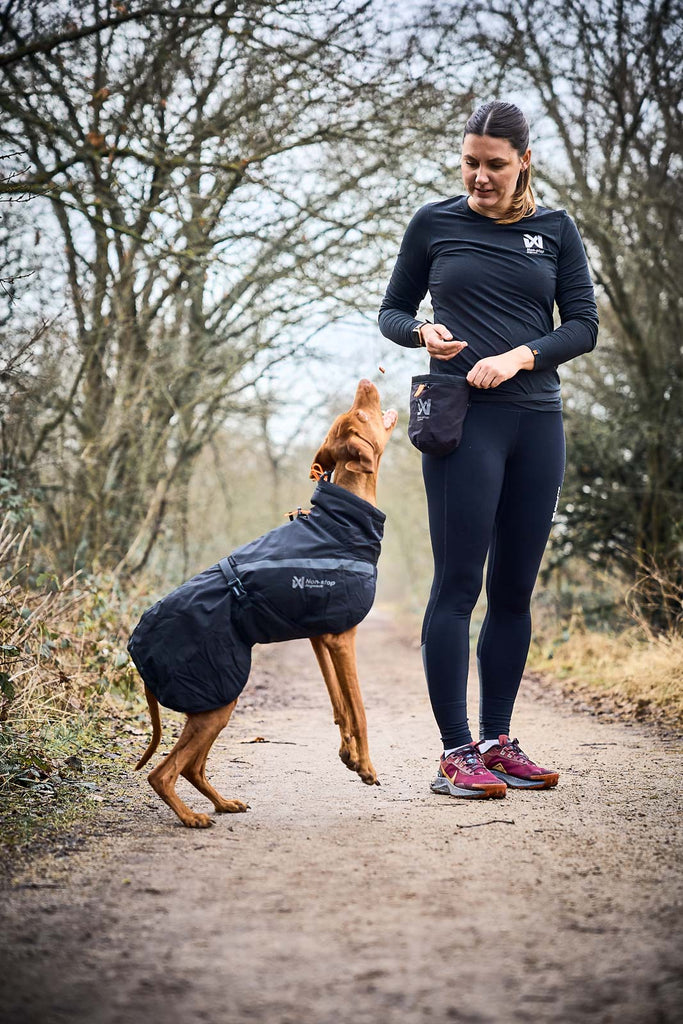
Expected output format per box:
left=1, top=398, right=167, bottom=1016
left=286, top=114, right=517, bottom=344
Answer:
left=527, top=554, right=683, bottom=729
left=527, top=613, right=683, bottom=728
left=0, top=516, right=142, bottom=729
left=0, top=516, right=148, bottom=864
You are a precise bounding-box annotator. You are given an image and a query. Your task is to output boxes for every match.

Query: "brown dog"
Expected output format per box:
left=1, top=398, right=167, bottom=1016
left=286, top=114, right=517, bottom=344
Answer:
left=134, top=379, right=397, bottom=827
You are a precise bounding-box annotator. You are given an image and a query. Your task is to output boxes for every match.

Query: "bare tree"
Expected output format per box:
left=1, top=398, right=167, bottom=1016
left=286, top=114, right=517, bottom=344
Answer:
left=0, top=0, right=471, bottom=572
left=416, top=0, right=682, bottom=630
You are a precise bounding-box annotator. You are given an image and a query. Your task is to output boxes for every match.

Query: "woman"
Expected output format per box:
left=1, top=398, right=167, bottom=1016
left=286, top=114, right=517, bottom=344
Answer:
left=378, top=101, right=598, bottom=799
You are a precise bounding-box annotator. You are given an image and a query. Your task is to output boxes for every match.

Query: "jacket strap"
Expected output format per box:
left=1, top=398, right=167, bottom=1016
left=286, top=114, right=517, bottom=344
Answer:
left=218, top=557, right=247, bottom=599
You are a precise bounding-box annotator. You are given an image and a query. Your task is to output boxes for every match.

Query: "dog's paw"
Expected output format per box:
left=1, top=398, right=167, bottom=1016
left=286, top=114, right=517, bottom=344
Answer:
left=182, top=812, right=215, bottom=828
left=340, top=747, right=359, bottom=772
left=213, top=799, right=249, bottom=814
left=359, top=766, right=378, bottom=786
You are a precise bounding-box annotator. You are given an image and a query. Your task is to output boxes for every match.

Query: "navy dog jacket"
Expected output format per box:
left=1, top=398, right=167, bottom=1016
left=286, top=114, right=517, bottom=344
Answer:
left=127, top=480, right=386, bottom=714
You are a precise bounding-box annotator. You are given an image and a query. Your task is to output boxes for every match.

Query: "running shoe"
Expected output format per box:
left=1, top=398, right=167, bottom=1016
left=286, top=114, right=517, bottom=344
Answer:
left=430, top=742, right=507, bottom=799
left=480, top=735, right=559, bottom=790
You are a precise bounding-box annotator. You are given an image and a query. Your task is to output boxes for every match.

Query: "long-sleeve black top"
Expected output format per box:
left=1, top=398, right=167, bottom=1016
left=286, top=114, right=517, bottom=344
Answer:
left=378, top=195, right=598, bottom=411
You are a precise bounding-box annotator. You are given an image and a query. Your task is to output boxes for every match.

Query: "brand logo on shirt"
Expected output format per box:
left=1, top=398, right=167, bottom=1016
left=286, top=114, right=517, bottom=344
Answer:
left=523, top=233, right=544, bottom=254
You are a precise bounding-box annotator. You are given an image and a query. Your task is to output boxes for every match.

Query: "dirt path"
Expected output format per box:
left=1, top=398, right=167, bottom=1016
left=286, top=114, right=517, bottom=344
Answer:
left=1, top=610, right=681, bottom=1024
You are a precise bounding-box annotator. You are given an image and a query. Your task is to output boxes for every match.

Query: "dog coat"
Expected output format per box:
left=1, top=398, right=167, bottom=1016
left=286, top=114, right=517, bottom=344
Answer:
left=127, top=480, right=386, bottom=714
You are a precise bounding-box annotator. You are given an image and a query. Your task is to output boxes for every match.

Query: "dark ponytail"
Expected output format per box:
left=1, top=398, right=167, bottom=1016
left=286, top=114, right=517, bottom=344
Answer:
left=464, top=101, right=536, bottom=224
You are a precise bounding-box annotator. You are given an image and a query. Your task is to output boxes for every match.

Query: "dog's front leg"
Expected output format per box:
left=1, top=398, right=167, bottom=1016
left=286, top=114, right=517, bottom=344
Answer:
left=310, top=635, right=360, bottom=772
left=318, top=629, right=378, bottom=786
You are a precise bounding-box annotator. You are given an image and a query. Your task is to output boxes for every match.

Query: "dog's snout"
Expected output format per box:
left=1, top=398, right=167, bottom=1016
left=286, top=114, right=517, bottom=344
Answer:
left=354, top=378, right=380, bottom=405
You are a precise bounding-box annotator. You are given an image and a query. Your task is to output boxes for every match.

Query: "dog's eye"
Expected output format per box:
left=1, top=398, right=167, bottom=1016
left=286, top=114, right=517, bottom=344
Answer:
left=356, top=410, right=369, bottom=423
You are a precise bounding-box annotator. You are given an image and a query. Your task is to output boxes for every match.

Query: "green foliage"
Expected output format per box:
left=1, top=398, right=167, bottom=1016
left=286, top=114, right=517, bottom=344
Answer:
left=545, top=339, right=683, bottom=633
left=0, top=475, right=41, bottom=532
left=0, top=713, right=137, bottom=866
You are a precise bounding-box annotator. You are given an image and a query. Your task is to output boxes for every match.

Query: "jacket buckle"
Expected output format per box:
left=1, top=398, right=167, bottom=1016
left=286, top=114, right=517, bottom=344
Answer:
left=218, top=557, right=247, bottom=599
left=227, top=576, right=246, bottom=599
left=286, top=507, right=310, bottom=522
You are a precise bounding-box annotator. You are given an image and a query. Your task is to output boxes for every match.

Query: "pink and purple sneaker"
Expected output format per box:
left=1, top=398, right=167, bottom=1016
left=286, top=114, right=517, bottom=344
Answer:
left=430, top=742, right=507, bottom=799
left=480, top=735, right=559, bottom=790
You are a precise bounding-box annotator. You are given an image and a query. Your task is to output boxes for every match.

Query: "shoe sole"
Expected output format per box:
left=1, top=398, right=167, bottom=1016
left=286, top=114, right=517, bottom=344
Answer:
left=430, top=774, right=507, bottom=799
left=489, top=769, right=559, bottom=790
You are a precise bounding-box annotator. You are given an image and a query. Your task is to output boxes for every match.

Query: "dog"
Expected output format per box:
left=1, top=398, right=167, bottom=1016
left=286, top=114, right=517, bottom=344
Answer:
left=128, top=379, right=397, bottom=827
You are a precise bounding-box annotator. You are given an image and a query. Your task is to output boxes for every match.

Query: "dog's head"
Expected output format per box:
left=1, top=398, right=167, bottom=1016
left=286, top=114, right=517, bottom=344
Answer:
left=310, top=379, right=398, bottom=482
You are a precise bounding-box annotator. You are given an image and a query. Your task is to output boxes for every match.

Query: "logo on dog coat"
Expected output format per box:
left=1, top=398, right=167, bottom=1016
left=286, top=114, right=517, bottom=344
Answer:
left=417, top=398, right=431, bottom=417
left=292, top=575, right=336, bottom=589
left=523, top=233, right=544, bottom=254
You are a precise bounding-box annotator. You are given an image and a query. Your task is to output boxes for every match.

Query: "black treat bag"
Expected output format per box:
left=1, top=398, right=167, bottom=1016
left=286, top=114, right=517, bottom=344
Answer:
left=408, top=374, right=471, bottom=456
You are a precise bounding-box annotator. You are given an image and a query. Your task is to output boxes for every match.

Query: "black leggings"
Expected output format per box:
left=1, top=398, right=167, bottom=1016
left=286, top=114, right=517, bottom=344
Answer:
left=421, top=402, right=566, bottom=749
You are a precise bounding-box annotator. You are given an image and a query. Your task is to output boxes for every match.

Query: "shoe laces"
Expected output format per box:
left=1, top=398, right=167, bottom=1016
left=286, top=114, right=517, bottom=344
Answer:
left=502, top=737, right=531, bottom=763
left=446, top=742, right=488, bottom=774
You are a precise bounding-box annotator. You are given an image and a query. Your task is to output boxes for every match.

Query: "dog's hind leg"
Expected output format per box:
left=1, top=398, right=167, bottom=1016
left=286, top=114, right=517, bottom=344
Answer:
left=318, top=628, right=378, bottom=786
left=181, top=703, right=248, bottom=814
left=147, top=702, right=239, bottom=827
left=310, top=635, right=359, bottom=772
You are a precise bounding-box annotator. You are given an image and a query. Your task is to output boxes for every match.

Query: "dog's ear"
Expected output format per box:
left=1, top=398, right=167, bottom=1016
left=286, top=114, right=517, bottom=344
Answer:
left=310, top=436, right=336, bottom=478
left=344, top=435, right=376, bottom=474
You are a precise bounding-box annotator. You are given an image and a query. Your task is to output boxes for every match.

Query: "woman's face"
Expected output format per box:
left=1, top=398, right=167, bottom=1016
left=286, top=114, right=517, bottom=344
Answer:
left=461, top=134, right=530, bottom=219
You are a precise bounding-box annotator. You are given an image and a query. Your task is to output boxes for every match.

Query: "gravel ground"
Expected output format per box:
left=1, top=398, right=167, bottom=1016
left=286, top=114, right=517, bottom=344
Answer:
left=1, top=609, right=681, bottom=1024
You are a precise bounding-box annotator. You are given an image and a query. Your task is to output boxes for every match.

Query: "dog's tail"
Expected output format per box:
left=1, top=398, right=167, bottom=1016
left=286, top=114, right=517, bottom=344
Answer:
left=135, top=686, right=162, bottom=770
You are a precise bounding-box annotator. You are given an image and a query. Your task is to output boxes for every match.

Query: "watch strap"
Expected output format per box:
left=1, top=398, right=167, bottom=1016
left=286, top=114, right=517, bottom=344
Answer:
left=412, top=321, right=432, bottom=347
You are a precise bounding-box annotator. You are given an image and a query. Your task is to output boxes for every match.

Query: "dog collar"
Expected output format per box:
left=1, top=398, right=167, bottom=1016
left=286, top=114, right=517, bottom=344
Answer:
left=310, top=463, right=333, bottom=483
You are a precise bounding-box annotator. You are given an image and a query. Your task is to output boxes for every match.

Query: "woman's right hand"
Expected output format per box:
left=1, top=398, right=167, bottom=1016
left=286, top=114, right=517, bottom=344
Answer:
left=420, top=323, right=468, bottom=361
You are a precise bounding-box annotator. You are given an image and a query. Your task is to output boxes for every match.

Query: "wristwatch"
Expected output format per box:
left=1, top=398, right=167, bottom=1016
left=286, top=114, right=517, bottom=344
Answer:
left=412, top=321, right=432, bottom=347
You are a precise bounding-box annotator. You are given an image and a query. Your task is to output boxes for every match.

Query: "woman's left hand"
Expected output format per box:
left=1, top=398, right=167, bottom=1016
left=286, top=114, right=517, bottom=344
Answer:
left=466, top=347, right=534, bottom=389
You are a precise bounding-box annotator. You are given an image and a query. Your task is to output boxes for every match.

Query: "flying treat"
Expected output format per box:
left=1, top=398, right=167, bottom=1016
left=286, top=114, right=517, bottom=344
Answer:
left=378, top=365, right=385, bottom=373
